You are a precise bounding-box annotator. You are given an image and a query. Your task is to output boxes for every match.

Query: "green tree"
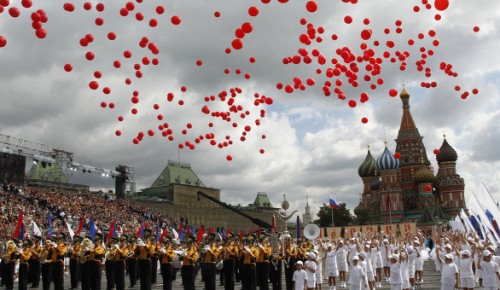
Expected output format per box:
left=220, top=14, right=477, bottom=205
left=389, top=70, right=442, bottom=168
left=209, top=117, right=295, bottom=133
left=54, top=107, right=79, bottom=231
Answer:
left=354, top=208, right=370, bottom=225
left=315, top=203, right=353, bottom=227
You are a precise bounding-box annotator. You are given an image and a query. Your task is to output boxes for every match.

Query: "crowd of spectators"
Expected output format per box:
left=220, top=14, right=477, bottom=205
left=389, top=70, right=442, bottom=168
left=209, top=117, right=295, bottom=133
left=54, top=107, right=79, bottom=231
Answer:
left=0, top=181, right=184, bottom=240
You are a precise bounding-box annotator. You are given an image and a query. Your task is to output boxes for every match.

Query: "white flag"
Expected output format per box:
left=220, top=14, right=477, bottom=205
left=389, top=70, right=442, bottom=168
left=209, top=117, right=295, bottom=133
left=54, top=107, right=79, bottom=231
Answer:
left=32, top=221, right=42, bottom=237
left=66, top=222, right=75, bottom=240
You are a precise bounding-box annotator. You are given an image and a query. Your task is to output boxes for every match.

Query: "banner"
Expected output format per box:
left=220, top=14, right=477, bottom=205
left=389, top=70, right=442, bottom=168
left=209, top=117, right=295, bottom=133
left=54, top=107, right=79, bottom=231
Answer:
left=322, top=222, right=417, bottom=239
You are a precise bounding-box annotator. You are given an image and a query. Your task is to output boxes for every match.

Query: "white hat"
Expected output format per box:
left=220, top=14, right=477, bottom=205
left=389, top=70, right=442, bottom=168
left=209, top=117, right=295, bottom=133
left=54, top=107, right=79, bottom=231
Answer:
left=483, top=250, right=492, bottom=257
left=352, top=255, right=359, bottom=260
left=307, top=252, right=316, bottom=259
left=407, top=245, right=414, bottom=253
left=390, top=254, right=399, bottom=260
left=444, top=253, right=454, bottom=260
left=296, top=261, right=303, bottom=265
left=467, top=237, right=473, bottom=241
left=444, top=244, right=453, bottom=249
left=460, top=250, right=471, bottom=257
left=358, top=252, right=366, bottom=259
left=313, top=249, right=319, bottom=255
left=326, top=243, right=332, bottom=248
left=383, top=239, right=389, bottom=243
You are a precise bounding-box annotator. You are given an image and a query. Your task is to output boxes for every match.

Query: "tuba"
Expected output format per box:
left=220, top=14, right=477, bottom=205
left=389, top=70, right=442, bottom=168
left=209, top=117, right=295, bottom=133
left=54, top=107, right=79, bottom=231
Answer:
left=303, top=224, right=321, bottom=241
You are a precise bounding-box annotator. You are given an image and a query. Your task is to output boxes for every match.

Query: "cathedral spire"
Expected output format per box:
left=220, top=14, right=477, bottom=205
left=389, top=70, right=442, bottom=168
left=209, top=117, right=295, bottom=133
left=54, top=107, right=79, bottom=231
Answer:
left=397, top=87, right=420, bottom=139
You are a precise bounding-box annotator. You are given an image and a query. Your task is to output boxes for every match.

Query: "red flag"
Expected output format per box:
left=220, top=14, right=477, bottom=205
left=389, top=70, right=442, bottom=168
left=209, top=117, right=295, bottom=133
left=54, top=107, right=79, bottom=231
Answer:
left=196, top=226, right=205, bottom=243
left=239, top=230, right=244, bottom=240
left=209, top=227, right=215, bottom=233
left=136, top=224, right=144, bottom=238
left=159, top=228, right=168, bottom=243
left=75, top=216, right=85, bottom=235
left=106, top=220, right=116, bottom=243
left=12, top=211, right=24, bottom=239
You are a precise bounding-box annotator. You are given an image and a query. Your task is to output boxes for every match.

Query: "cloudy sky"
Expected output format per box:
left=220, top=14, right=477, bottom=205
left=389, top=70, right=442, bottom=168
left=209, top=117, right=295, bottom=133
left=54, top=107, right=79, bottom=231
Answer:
left=1, top=0, right=499, bottom=221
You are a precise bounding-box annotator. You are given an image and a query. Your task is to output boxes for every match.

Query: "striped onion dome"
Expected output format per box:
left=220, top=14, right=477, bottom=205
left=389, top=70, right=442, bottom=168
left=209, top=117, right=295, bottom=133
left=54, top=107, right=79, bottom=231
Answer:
left=358, top=149, right=377, bottom=178
left=376, top=146, right=400, bottom=171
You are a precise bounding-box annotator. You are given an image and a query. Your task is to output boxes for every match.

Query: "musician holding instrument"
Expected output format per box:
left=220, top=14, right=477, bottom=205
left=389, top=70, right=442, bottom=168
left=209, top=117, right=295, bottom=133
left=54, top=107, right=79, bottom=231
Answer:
left=159, top=236, right=175, bottom=290
left=105, top=237, right=118, bottom=290
left=149, top=234, right=159, bottom=285
left=113, top=236, right=129, bottom=290
left=2, top=239, right=20, bottom=290
left=180, top=235, right=199, bottom=290
left=79, top=237, right=93, bottom=290
left=126, top=236, right=138, bottom=288
left=201, top=233, right=219, bottom=290
left=255, top=231, right=272, bottom=290
left=28, top=235, right=43, bottom=288
left=136, top=229, right=154, bottom=290
left=19, top=239, right=33, bottom=290
left=52, top=233, right=68, bottom=290
left=89, top=233, right=105, bottom=290
left=284, top=240, right=298, bottom=290
left=223, top=232, right=239, bottom=290
left=40, top=238, right=54, bottom=290
left=241, top=235, right=259, bottom=290
left=69, top=235, right=83, bottom=289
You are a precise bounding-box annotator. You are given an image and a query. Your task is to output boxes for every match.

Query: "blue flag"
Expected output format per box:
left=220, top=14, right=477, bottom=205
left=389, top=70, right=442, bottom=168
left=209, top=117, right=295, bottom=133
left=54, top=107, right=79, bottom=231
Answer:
left=48, top=212, right=53, bottom=238
left=89, top=218, right=96, bottom=242
left=179, top=229, right=185, bottom=242
left=155, top=224, right=160, bottom=243
left=221, top=227, right=226, bottom=239
left=19, top=223, right=25, bottom=240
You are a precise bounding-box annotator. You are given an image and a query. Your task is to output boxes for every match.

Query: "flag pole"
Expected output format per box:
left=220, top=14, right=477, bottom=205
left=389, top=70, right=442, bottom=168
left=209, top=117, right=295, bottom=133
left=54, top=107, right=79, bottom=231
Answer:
left=331, top=207, right=335, bottom=227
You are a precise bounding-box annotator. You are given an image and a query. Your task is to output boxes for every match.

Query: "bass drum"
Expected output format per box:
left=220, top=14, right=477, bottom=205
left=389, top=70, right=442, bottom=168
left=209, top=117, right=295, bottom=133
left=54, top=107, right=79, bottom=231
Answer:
left=173, top=251, right=183, bottom=269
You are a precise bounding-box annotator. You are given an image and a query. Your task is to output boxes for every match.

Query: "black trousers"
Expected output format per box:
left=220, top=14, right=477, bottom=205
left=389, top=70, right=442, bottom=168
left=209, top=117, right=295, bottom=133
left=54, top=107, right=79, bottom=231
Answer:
left=69, top=258, right=80, bottom=289
left=284, top=258, right=296, bottom=290
left=126, top=258, right=137, bottom=287
left=41, top=263, right=52, bottom=290
left=28, top=259, right=41, bottom=287
left=241, top=263, right=256, bottom=290
left=269, top=261, right=282, bottom=290
left=52, top=261, right=65, bottom=290
left=223, top=259, right=235, bottom=290
left=138, top=259, right=152, bottom=290
left=201, top=263, right=216, bottom=290
left=2, top=262, right=14, bottom=290
left=181, top=265, right=196, bottom=290
left=19, top=263, right=29, bottom=290
left=114, top=260, right=126, bottom=290
left=105, top=260, right=115, bottom=290
left=81, top=262, right=90, bottom=290
left=151, top=256, right=158, bottom=284
left=256, top=261, right=270, bottom=290
left=89, top=261, right=102, bottom=290
left=160, top=263, right=173, bottom=290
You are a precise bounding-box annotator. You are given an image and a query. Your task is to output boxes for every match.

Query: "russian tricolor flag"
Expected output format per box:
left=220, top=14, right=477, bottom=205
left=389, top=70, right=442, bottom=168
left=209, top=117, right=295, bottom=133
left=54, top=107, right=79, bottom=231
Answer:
left=329, top=195, right=339, bottom=209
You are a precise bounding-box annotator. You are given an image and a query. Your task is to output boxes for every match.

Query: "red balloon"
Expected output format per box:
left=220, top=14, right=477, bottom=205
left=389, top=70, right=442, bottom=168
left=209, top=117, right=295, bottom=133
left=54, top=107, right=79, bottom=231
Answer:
left=64, top=63, right=72, bottom=72
left=424, top=184, right=432, bottom=192
left=100, top=101, right=107, bottom=108
left=171, top=15, right=181, bottom=25
left=85, top=51, right=95, bottom=61
left=21, top=0, right=32, bottom=8
left=433, top=149, right=440, bottom=155
left=123, top=50, right=132, bottom=58
left=214, top=11, right=220, bottom=17
left=8, top=7, right=20, bottom=17
left=306, top=1, right=318, bottom=13
left=83, top=2, right=92, bottom=10
left=473, top=26, right=480, bottom=33
left=241, top=22, right=253, bottom=33
left=361, top=117, right=368, bottom=124
left=344, top=15, right=353, bottom=24
left=35, top=28, right=47, bottom=39
left=231, top=39, right=243, bottom=50
left=0, top=36, right=7, bottom=48
left=63, top=3, right=75, bottom=12
left=434, top=0, right=449, bottom=11
left=89, top=81, right=99, bottom=90
left=394, top=152, right=401, bottom=159
left=348, top=100, right=357, bottom=108
left=248, top=6, right=259, bottom=17
left=389, top=89, right=398, bottom=97
left=196, top=60, right=203, bottom=66
left=107, top=32, right=116, bottom=40
left=259, top=149, right=265, bottom=154
left=115, top=130, right=121, bottom=136
left=156, top=5, right=165, bottom=14
left=226, top=155, right=233, bottom=161
left=360, top=29, right=372, bottom=40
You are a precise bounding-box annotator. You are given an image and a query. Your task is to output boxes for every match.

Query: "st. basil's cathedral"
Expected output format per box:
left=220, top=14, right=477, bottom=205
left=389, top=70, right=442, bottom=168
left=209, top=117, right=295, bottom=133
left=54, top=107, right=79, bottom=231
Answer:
left=354, top=88, right=466, bottom=224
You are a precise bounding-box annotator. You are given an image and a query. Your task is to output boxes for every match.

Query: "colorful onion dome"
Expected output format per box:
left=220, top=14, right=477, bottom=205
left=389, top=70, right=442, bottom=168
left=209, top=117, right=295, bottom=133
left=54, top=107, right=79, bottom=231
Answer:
left=436, top=138, right=458, bottom=163
left=358, top=149, right=377, bottom=177
left=376, top=146, right=400, bottom=171
left=414, top=165, right=435, bottom=183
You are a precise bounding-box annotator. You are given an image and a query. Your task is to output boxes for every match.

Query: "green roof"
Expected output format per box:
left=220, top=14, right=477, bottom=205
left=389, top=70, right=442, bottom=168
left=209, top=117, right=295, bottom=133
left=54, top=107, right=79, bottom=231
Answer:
left=27, top=162, right=68, bottom=183
left=150, top=161, right=205, bottom=188
left=252, top=193, right=274, bottom=208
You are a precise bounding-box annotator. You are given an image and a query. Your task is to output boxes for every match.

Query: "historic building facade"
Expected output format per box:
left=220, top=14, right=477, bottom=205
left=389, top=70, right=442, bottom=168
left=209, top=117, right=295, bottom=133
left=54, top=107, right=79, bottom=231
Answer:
left=354, top=88, right=466, bottom=224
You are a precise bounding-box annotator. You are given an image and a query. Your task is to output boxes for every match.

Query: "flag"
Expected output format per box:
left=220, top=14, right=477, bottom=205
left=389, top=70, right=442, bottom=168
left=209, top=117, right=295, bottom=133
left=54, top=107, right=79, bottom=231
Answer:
left=221, top=227, right=226, bottom=239
left=296, top=215, right=301, bottom=241
left=179, top=229, right=185, bottom=242
left=159, top=227, right=168, bottom=243
left=329, top=196, right=339, bottom=209
left=12, top=211, right=24, bottom=239
left=89, top=217, right=96, bottom=241
left=136, top=223, right=144, bottom=238
left=48, top=212, right=53, bottom=238
left=196, top=226, right=205, bottom=243
left=66, top=222, right=75, bottom=240
left=155, top=224, right=160, bottom=243
left=106, top=220, right=117, bottom=242
left=32, top=221, right=42, bottom=238
left=75, top=216, right=85, bottom=235
left=18, top=223, right=25, bottom=240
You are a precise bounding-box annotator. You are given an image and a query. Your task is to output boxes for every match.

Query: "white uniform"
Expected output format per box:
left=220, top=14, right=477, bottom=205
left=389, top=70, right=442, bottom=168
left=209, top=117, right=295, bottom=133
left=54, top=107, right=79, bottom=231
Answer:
left=414, top=246, right=424, bottom=271
left=458, top=256, right=474, bottom=289
left=305, top=260, right=317, bottom=288
left=315, top=257, right=323, bottom=285
left=348, top=264, right=366, bottom=290
left=337, top=245, right=348, bottom=272
left=407, top=250, right=416, bottom=279
left=325, top=249, right=339, bottom=277
left=480, top=260, right=499, bottom=290
left=371, top=247, right=383, bottom=269
left=293, top=269, right=308, bottom=290
left=363, top=251, right=374, bottom=282
left=440, top=262, right=458, bottom=290
left=389, top=262, right=402, bottom=290
left=400, top=261, right=410, bottom=289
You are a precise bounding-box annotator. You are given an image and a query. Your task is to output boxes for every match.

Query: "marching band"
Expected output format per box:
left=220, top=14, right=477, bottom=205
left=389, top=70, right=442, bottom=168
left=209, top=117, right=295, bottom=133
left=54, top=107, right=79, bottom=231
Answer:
left=2, top=230, right=500, bottom=290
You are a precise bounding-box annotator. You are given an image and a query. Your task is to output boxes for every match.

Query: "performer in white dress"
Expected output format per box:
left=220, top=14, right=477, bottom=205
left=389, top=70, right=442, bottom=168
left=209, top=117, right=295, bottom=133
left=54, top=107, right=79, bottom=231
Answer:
left=321, top=241, right=339, bottom=290
left=336, top=240, right=348, bottom=288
